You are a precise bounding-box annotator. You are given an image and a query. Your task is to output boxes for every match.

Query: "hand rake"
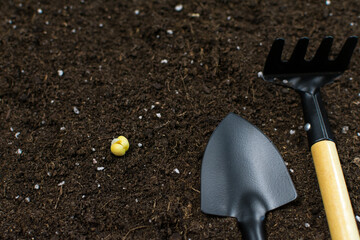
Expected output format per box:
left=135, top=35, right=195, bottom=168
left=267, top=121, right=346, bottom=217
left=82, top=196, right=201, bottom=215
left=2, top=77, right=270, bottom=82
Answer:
left=262, top=36, right=359, bottom=240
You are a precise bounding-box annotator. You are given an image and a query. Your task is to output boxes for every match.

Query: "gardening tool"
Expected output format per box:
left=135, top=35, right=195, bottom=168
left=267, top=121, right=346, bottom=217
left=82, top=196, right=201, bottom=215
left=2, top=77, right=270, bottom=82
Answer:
left=201, top=113, right=297, bottom=240
left=262, top=36, right=359, bottom=240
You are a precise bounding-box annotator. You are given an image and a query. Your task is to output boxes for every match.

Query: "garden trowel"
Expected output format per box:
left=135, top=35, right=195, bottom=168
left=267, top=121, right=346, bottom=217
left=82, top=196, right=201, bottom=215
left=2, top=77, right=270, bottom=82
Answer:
left=201, top=113, right=297, bottom=240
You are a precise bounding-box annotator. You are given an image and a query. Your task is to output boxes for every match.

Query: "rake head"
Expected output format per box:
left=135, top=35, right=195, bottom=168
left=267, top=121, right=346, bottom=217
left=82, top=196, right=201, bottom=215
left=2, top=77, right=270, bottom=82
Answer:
left=262, top=36, right=358, bottom=93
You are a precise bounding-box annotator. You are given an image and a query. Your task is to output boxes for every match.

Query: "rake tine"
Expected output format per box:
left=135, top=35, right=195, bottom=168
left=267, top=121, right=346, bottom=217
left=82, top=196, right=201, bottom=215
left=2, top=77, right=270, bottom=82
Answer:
left=312, top=36, right=334, bottom=62
left=289, top=38, right=309, bottom=63
left=264, top=38, right=284, bottom=74
left=334, top=36, right=358, bottom=69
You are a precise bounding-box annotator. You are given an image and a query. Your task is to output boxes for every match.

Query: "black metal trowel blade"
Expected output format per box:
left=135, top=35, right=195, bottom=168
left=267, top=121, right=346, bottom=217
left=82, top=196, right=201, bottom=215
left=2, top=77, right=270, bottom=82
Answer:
left=201, top=113, right=297, bottom=240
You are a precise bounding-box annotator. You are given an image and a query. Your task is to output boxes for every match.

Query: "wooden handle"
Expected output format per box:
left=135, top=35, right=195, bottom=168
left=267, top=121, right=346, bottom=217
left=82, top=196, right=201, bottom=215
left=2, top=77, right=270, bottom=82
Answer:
left=311, top=140, right=359, bottom=240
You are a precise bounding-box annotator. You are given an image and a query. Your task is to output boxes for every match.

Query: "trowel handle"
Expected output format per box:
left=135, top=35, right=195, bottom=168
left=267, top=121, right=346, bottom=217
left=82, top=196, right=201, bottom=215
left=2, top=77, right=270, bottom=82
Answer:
left=311, top=140, right=360, bottom=240
left=238, top=217, right=265, bottom=240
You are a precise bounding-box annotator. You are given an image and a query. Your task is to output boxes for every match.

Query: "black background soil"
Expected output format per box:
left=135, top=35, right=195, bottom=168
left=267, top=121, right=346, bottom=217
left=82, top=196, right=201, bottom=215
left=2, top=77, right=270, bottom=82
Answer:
left=1, top=0, right=360, bottom=239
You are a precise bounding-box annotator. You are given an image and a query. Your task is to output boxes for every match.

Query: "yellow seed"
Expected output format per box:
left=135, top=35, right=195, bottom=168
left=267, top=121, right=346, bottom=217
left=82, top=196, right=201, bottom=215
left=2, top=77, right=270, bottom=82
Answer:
left=117, top=136, right=129, bottom=151
left=111, top=136, right=129, bottom=156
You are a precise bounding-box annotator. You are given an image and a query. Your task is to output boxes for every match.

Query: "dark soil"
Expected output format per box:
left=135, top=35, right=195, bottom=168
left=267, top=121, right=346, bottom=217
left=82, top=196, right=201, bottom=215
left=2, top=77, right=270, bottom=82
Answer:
left=1, top=0, right=360, bottom=239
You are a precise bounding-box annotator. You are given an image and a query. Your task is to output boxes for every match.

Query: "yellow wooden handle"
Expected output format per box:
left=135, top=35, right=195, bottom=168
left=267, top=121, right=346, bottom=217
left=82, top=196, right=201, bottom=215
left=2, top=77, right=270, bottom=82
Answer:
left=311, top=140, right=359, bottom=240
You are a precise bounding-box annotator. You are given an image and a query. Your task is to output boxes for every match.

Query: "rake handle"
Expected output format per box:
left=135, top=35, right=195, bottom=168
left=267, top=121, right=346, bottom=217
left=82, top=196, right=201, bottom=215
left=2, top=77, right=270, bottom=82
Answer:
left=301, top=90, right=359, bottom=239
left=311, top=140, right=359, bottom=240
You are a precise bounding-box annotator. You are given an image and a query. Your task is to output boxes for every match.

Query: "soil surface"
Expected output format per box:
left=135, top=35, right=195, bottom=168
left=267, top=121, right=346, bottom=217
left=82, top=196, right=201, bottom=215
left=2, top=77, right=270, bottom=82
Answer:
left=1, top=0, right=360, bottom=239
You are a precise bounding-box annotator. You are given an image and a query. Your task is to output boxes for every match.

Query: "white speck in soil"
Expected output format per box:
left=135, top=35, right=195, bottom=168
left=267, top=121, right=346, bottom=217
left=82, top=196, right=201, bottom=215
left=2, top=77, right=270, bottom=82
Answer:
left=37, top=8, right=43, bottom=14
left=97, top=183, right=101, bottom=188
left=99, top=23, right=103, bottom=27
left=10, top=127, right=14, bottom=132
left=167, top=29, right=173, bottom=35
left=51, top=100, right=54, bottom=103
left=58, top=69, right=64, bottom=76
left=139, top=116, right=143, bottom=119
left=15, top=195, right=20, bottom=199
left=156, top=113, right=161, bottom=118
left=325, top=0, right=331, bottom=5
left=173, top=168, right=180, bottom=174
left=259, top=42, right=263, bottom=46
left=138, top=143, right=143, bottom=147
left=161, top=59, right=168, bottom=64
left=134, top=9, right=140, bottom=15
left=135, top=198, right=139, bottom=203
left=34, top=184, right=40, bottom=190
left=71, top=28, right=76, bottom=33
left=75, top=162, right=79, bottom=166
left=175, top=90, right=179, bottom=94
left=342, top=126, right=349, bottom=134
left=350, top=22, right=355, bottom=26
left=227, top=16, right=231, bottom=20
left=236, top=46, right=240, bottom=50
left=73, top=106, right=80, bottom=114
left=58, top=181, right=65, bottom=186
left=16, top=149, right=22, bottom=155
left=190, top=60, right=194, bottom=64
left=349, top=77, right=353, bottom=80
left=290, top=129, right=296, bottom=135
left=357, top=133, right=360, bottom=137
left=356, top=215, right=360, bottom=222
left=156, top=35, right=160, bottom=38
left=305, top=223, right=310, bottom=228
left=97, top=167, right=105, bottom=171
left=151, top=105, right=155, bottom=109
left=91, top=147, right=96, bottom=152
left=15, top=132, right=20, bottom=138
left=82, top=195, right=86, bottom=198
left=13, top=25, right=17, bottom=29
left=60, top=127, right=66, bottom=131
left=284, top=161, right=289, bottom=166
left=47, top=172, right=51, bottom=176
left=25, top=197, right=31, bottom=202
left=257, top=71, right=264, bottom=78
left=175, top=4, right=183, bottom=12
left=290, top=169, right=294, bottom=173
left=93, top=158, right=97, bottom=164
left=45, top=21, right=49, bottom=25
